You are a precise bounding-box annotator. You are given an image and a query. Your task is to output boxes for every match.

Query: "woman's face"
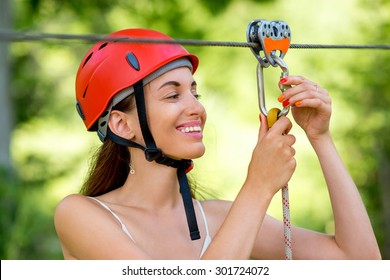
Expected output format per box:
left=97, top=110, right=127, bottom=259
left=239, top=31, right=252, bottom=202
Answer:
left=143, top=67, right=207, bottom=160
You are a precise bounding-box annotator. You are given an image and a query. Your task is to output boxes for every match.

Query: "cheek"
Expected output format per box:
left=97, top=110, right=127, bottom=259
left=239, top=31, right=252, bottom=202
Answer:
left=147, top=105, right=178, bottom=139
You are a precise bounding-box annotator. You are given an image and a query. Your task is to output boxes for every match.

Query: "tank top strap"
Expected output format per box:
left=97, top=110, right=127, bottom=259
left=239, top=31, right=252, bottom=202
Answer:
left=195, top=200, right=211, bottom=257
left=88, top=196, right=135, bottom=242
left=195, top=200, right=210, bottom=236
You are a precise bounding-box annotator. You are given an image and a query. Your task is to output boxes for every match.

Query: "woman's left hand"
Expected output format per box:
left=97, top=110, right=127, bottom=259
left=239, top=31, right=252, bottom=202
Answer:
left=278, top=76, right=332, bottom=141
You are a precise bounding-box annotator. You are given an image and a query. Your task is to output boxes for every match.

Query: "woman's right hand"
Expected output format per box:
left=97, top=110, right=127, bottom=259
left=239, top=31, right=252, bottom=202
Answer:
left=245, top=114, right=296, bottom=197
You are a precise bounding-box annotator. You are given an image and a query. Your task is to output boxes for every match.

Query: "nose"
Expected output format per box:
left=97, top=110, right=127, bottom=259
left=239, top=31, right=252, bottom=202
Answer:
left=185, top=92, right=206, bottom=117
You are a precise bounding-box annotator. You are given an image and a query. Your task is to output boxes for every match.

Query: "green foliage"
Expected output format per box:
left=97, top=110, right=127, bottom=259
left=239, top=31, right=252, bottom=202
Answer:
left=0, top=168, right=18, bottom=259
left=336, top=0, right=390, bottom=258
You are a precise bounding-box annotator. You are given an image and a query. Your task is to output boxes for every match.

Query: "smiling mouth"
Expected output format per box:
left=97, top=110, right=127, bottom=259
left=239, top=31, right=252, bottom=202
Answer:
left=178, top=126, right=202, bottom=133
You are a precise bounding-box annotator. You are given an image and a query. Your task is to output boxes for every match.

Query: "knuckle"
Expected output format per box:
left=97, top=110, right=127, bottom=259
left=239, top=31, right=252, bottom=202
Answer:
left=291, top=147, right=296, bottom=156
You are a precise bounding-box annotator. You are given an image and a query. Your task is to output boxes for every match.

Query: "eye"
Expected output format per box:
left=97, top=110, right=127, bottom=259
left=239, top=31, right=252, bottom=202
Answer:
left=193, top=93, right=202, bottom=100
left=167, top=93, right=180, bottom=100
left=192, top=88, right=201, bottom=100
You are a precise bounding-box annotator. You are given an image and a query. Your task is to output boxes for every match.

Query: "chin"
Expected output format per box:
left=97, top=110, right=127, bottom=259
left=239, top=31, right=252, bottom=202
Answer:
left=186, top=144, right=206, bottom=159
left=165, top=145, right=206, bottom=160
left=189, top=148, right=206, bottom=159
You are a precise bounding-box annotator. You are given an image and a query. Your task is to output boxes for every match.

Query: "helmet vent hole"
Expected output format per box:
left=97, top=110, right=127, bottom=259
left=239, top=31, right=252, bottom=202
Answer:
left=126, top=52, right=140, bottom=71
left=101, top=110, right=109, bottom=118
left=83, top=85, right=88, bottom=98
left=98, top=42, right=108, bottom=50
left=100, top=121, right=107, bottom=127
left=82, top=52, right=94, bottom=67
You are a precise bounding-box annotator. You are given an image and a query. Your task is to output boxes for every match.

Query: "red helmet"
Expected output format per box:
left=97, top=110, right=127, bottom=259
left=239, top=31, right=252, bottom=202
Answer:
left=75, top=28, right=199, bottom=131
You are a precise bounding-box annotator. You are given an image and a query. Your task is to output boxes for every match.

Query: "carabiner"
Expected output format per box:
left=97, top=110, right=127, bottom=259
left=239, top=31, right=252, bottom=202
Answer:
left=256, top=55, right=290, bottom=118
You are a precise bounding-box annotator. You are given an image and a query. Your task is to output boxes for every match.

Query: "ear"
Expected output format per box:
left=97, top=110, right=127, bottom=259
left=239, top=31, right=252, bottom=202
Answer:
left=108, top=110, right=136, bottom=140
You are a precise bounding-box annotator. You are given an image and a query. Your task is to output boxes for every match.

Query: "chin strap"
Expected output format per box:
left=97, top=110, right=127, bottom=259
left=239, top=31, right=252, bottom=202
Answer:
left=177, top=160, right=200, bottom=240
left=107, top=80, right=200, bottom=241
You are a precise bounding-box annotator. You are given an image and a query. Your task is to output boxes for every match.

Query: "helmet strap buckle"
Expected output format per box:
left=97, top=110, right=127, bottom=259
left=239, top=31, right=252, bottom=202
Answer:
left=144, top=147, right=162, bottom=162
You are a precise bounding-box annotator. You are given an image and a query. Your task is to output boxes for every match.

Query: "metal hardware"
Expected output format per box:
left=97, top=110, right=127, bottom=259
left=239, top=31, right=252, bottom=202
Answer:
left=247, top=19, right=291, bottom=67
left=247, top=19, right=292, bottom=118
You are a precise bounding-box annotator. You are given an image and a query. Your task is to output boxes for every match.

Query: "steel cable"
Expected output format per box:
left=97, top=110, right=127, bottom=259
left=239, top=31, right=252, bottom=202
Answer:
left=1, top=29, right=390, bottom=50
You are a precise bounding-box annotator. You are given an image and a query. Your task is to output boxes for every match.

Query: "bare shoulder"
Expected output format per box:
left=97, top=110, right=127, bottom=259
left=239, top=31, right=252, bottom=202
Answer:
left=54, top=194, right=103, bottom=249
left=54, top=194, right=150, bottom=259
left=55, top=193, right=90, bottom=209
left=54, top=193, right=117, bottom=231
left=54, top=194, right=95, bottom=226
left=54, top=193, right=120, bottom=236
left=55, top=194, right=85, bottom=218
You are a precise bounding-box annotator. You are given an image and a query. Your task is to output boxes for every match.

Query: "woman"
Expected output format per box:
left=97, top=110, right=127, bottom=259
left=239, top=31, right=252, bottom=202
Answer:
left=54, top=28, right=381, bottom=260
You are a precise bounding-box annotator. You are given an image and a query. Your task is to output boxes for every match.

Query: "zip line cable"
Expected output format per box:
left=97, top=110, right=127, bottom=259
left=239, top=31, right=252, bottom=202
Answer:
left=1, top=29, right=390, bottom=50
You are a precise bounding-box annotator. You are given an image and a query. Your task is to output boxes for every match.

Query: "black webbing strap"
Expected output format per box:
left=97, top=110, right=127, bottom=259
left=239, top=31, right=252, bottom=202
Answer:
left=133, top=81, right=162, bottom=162
left=107, top=128, right=145, bottom=150
left=177, top=163, right=200, bottom=240
left=108, top=128, right=185, bottom=168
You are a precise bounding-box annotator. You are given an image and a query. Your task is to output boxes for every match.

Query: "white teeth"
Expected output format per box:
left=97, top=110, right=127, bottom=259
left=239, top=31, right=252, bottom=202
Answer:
left=180, top=126, right=201, bottom=133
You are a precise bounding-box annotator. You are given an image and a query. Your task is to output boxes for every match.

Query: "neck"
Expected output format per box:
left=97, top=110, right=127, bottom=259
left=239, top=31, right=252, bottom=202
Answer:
left=116, top=148, right=184, bottom=211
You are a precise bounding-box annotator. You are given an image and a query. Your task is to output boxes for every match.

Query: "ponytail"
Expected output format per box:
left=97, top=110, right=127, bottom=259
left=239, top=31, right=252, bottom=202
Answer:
left=81, top=140, right=130, bottom=196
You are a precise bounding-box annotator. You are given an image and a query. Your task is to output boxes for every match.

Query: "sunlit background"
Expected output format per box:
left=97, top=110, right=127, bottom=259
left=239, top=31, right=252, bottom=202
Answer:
left=1, top=0, right=389, bottom=259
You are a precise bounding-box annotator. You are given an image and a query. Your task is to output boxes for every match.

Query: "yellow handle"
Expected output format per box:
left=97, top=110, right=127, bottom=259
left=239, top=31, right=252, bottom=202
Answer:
left=267, top=108, right=281, bottom=128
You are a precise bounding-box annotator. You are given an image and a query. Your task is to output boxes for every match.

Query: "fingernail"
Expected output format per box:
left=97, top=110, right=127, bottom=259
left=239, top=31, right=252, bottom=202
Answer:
left=280, top=78, right=288, bottom=83
left=295, top=100, right=303, bottom=106
left=282, top=99, right=290, bottom=107
left=277, top=94, right=285, bottom=102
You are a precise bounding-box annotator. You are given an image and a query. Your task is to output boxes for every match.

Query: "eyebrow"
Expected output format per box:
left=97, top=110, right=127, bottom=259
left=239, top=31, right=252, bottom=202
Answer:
left=158, top=80, right=197, bottom=90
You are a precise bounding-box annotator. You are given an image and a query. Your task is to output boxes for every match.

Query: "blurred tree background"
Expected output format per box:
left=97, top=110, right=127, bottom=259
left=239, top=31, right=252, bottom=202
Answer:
left=0, top=0, right=389, bottom=259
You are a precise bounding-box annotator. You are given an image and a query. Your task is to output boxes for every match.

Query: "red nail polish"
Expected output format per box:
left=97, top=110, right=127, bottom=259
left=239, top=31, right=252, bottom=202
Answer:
left=282, top=99, right=290, bottom=107
left=280, top=78, right=288, bottom=83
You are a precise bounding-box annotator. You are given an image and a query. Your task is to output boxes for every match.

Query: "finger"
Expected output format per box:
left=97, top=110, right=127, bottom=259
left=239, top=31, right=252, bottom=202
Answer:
left=258, top=113, right=268, bottom=141
left=279, top=75, right=319, bottom=95
left=279, top=75, right=310, bottom=87
left=269, top=116, right=293, bottom=135
left=293, top=96, right=331, bottom=110
left=279, top=83, right=330, bottom=107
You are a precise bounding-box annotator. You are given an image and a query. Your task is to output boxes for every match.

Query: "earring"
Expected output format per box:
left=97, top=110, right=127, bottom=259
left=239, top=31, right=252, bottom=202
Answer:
left=129, top=162, right=135, bottom=175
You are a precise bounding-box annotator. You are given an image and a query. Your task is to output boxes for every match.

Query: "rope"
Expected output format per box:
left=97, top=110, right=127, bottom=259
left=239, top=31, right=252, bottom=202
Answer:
left=282, top=186, right=292, bottom=260
left=1, top=29, right=390, bottom=50
left=265, top=109, right=293, bottom=260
